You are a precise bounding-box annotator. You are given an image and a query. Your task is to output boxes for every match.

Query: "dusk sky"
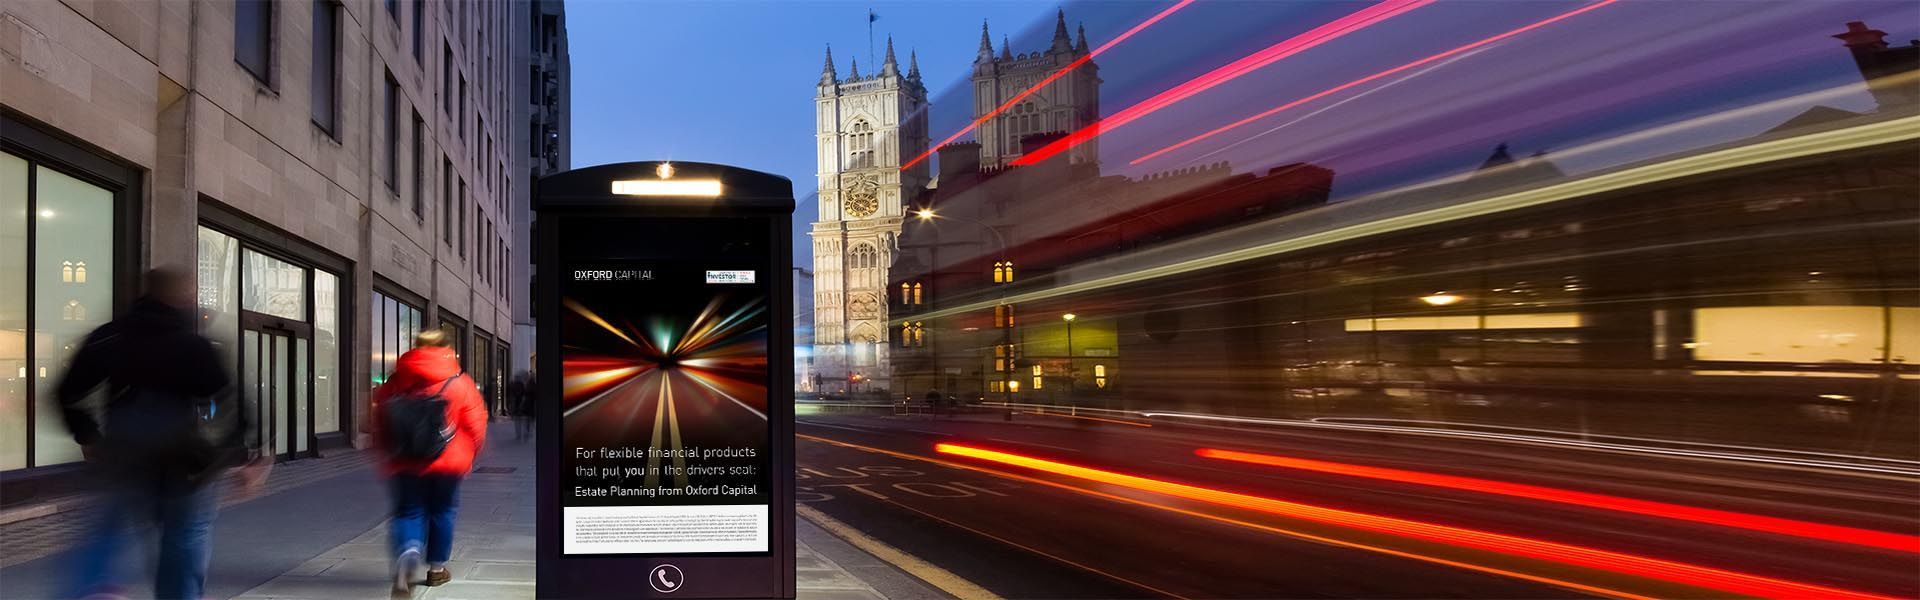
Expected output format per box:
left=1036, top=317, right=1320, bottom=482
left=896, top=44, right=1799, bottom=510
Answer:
left=567, top=1, right=1061, bottom=268
left=567, top=1, right=1920, bottom=270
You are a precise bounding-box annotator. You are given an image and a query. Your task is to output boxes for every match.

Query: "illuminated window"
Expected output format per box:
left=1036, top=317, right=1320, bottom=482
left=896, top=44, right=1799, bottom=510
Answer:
left=1093, top=364, right=1106, bottom=377
left=994, top=304, right=1015, bottom=328
left=900, top=282, right=911, bottom=304
left=1031, top=364, right=1043, bottom=376
left=901, top=322, right=913, bottom=348
left=990, top=381, right=1005, bottom=393
left=912, top=322, right=925, bottom=346
left=992, top=261, right=1016, bottom=283
left=912, top=283, right=922, bottom=305
left=60, top=261, right=73, bottom=282
left=73, top=262, right=85, bottom=283
left=1008, top=380, right=1021, bottom=393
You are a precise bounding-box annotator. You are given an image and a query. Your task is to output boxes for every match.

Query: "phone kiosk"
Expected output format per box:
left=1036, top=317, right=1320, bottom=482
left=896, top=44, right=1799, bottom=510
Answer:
left=535, top=161, right=796, bottom=599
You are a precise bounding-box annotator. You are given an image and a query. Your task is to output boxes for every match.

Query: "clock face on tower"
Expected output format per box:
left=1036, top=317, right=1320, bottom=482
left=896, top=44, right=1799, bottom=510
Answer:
left=844, top=176, right=881, bottom=218
left=846, top=189, right=878, bottom=218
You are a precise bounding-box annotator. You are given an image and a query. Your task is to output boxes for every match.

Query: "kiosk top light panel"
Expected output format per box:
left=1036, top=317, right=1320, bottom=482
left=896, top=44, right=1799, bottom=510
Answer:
left=610, top=162, right=723, bottom=197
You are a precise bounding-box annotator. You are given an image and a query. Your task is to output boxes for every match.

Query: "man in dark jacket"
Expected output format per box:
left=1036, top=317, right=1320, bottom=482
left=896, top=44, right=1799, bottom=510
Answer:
left=57, top=267, right=254, bottom=600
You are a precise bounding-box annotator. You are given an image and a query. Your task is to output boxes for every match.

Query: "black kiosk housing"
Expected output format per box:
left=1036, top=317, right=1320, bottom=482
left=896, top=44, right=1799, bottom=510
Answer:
left=535, top=161, right=796, bottom=599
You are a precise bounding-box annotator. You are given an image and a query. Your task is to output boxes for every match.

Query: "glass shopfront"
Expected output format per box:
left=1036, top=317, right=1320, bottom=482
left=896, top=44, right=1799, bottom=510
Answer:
left=1, top=139, right=131, bottom=472
left=198, top=225, right=347, bottom=460
left=371, top=287, right=425, bottom=387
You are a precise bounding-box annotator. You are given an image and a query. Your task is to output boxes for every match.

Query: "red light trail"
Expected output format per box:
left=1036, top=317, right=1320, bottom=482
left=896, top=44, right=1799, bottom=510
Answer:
left=1197, top=447, right=1920, bottom=554
left=1130, top=0, right=1619, bottom=165
left=1011, top=0, right=1437, bottom=167
left=935, top=443, right=1899, bottom=600
left=899, top=0, right=1196, bottom=172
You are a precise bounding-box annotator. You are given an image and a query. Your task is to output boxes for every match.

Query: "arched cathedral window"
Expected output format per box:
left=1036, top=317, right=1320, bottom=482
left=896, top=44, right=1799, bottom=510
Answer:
left=849, top=243, right=880, bottom=289
left=848, top=120, right=876, bottom=169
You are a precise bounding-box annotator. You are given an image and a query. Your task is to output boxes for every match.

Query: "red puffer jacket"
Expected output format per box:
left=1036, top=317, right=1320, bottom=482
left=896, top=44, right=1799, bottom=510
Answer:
left=370, top=346, right=488, bottom=477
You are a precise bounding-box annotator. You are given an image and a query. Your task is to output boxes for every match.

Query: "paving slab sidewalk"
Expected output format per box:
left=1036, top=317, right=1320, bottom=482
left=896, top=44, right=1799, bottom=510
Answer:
left=230, top=425, right=952, bottom=600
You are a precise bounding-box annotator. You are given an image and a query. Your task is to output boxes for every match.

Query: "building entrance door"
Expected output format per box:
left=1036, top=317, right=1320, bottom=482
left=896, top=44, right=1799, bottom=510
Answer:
left=241, top=315, right=312, bottom=462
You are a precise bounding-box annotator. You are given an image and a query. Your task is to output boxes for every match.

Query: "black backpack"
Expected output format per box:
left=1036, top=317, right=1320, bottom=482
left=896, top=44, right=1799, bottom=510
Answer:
left=383, top=375, right=459, bottom=461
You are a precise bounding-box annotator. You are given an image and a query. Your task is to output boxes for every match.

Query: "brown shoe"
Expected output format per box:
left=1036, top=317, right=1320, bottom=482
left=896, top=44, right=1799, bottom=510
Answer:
left=424, top=567, right=452, bottom=587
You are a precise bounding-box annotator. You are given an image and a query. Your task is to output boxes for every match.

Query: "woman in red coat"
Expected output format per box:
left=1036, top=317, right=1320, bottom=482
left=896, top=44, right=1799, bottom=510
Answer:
left=369, top=327, right=487, bottom=592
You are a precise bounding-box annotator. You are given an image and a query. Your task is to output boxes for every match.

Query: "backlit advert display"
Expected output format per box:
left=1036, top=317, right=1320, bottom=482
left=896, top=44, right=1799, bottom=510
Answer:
left=558, top=216, right=771, bottom=556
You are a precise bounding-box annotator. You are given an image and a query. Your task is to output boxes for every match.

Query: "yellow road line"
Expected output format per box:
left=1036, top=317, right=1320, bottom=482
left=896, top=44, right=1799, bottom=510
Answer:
left=665, top=372, right=687, bottom=488
left=644, top=376, right=667, bottom=488
left=796, top=504, right=1002, bottom=600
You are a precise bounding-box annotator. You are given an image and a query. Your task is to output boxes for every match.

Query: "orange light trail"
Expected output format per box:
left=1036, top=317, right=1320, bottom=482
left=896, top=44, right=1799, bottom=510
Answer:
left=1012, top=0, right=1436, bottom=167
left=935, top=443, right=1899, bottom=600
left=1197, top=447, right=1920, bottom=553
left=899, top=0, right=1196, bottom=172
left=1131, top=0, right=1618, bottom=165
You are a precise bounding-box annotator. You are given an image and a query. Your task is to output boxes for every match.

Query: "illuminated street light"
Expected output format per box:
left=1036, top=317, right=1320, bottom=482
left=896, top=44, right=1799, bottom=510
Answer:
left=1062, top=313, right=1076, bottom=322
left=915, top=208, right=936, bottom=220
left=1421, top=292, right=1463, bottom=306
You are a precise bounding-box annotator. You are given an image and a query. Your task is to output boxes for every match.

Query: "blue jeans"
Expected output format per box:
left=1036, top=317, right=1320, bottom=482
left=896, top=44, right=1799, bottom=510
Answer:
left=389, top=475, right=461, bottom=564
left=70, top=478, right=218, bottom=599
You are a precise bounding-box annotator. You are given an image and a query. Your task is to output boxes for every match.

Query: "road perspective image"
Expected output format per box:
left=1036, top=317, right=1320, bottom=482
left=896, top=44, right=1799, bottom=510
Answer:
left=0, top=0, right=1915, bottom=599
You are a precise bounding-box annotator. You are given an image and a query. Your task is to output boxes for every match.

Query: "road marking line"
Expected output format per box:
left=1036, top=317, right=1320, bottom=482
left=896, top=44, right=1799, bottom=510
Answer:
left=796, top=504, right=1002, bottom=600
left=563, top=374, right=641, bottom=419
left=665, top=373, right=687, bottom=488
left=801, top=421, right=879, bottom=434
left=907, top=429, right=954, bottom=436
left=798, top=433, right=1650, bottom=600
left=644, top=377, right=668, bottom=488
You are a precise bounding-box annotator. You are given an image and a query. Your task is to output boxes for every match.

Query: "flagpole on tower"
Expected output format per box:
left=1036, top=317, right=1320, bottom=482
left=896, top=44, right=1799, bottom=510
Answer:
left=867, top=9, right=877, bottom=69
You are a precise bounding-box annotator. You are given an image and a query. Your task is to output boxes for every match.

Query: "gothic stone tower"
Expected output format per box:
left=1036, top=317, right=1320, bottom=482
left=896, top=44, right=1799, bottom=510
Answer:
left=973, top=10, right=1100, bottom=168
left=812, top=40, right=931, bottom=393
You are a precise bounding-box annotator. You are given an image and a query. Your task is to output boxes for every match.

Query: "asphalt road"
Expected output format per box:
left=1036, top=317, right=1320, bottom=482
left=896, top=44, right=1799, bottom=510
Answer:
left=795, top=409, right=1920, bottom=599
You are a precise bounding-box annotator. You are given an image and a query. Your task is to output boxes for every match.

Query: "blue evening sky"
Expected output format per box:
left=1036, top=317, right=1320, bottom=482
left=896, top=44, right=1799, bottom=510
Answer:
left=567, top=1, right=1063, bottom=269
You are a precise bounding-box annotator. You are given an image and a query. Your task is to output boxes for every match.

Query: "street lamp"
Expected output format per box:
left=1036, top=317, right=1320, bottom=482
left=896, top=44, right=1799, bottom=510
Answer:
left=1062, top=313, right=1077, bottom=414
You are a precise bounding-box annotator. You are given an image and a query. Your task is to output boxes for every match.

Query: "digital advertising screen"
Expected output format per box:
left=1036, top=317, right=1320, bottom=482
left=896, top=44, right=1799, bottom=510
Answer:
left=557, top=216, right=772, bottom=556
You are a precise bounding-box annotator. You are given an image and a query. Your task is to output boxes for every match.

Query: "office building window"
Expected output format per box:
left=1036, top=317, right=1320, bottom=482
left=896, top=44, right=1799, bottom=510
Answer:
left=411, top=111, right=424, bottom=217
left=235, top=0, right=273, bottom=84
left=411, top=0, right=424, bottom=61
left=442, top=157, right=453, bottom=245
left=442, top=43, right=453, bottom=114
left=311, top=2, right=339, bottom=135
left=383, top=72, right=398, bottom=190
left=458, top=179, right=467, bottom=258
left=458, top=77, right=467, bottom=139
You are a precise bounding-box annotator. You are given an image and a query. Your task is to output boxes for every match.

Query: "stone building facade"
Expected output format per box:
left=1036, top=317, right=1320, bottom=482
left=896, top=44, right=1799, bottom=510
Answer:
left=809, top=40, right=930, bottom=394
left=1, top=0, right=536, bottom=481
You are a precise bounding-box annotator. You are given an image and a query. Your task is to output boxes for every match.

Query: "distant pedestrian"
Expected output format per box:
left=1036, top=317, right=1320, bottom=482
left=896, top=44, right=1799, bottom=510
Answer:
left=509, top=373, right=534, bottom=441
left=57, top=266, right=265, bottom=600
left=370, top=326, right=487, bottom=593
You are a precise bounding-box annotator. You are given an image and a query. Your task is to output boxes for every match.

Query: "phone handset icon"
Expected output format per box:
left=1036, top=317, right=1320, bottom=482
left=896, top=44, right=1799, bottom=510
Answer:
left=649, top=564, right=684, bottom=593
